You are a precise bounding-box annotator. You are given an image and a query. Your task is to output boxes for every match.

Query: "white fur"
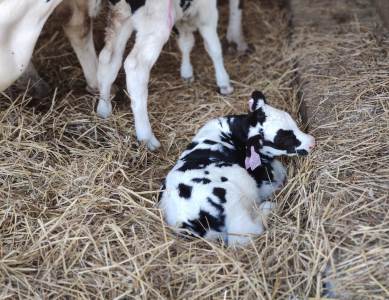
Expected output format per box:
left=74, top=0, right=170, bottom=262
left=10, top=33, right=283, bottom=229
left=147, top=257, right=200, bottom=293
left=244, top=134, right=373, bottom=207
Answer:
left=0, top=0, right=63, bottom=92
left=0, top=0, right=102, bottom=93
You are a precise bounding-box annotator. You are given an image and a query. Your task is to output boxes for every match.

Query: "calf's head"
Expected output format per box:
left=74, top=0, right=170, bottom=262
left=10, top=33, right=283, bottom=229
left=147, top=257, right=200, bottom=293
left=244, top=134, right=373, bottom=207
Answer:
left=246, top=91, right=315, bottom=161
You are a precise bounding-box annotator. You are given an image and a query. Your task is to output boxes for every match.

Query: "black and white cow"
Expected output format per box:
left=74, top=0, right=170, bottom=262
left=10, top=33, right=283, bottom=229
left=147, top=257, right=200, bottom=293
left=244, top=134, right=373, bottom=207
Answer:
left=159, top=91, right=315, bottom=246
left=96, top=0, right=235, bottom=150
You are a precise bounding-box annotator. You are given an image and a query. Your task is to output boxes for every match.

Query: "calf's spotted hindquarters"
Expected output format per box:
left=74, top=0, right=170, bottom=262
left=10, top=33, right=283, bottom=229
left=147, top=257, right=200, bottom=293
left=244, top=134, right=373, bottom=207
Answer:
left=159, top=91, right=315, bottom=246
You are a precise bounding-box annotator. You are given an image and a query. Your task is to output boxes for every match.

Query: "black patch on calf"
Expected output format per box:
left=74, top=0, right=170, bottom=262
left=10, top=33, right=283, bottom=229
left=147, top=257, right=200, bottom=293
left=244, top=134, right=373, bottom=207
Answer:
left=248, top=107, right=266, bottom=126
left=203, top=139, right=218, bottom=145
left=215, top=162, right=234, bottom=168
left=213, top=187, right=227, bottom=203
left=221, top=177, right=228, bottom=182
left=219, top=132, right=233, bottom=145
left=251, top=90, right=266, bottom=102
left=185, top=141, right=198, bottom=151
left=192, top=178, right=211, bottom=184
left=125, top=0, right=146, bottom=13
left=183, top=210, right=225, bottom=237
left=157, top=179, right=166, bottom=202
left=178, top=183, right=192, bottom=199
left=248, top=158, right=275, bottom=188
left=272, top=129, right=301, bottom=153
left=177, top=161, right=208, bottom=172
left=180, top=0, right=193, bottom=11
left=227, top=116, right=249, bottom=147
left=204, top=170, right=210, bottom=175
left=207, top=197, right=224, bottom=213
left=178, top=147, right=241, bottom=172
left=172, top=26, right=179, bottom=36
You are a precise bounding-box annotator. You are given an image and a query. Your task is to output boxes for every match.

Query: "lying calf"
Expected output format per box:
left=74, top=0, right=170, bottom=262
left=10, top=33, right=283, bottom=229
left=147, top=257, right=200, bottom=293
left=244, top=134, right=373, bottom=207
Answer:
left=159, top=91, right=315, bottom=246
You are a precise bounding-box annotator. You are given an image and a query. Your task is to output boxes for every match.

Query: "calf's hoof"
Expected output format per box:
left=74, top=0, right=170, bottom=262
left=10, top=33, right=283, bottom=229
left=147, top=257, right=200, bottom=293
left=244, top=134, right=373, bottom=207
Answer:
left=139, top=134, right=161, bottom=151
left=181, top=76, right=194, bottom=83
left=217, top=85, right=234, bottom=95
left=237, top=43, right=255, bottom=56
left=96, top=99, right=112, bottom=119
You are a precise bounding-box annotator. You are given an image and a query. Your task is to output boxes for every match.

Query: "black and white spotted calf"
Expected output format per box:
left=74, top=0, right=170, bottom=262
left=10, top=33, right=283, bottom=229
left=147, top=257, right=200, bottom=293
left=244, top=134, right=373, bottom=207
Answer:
left=159, top=91, right=315, bottom=246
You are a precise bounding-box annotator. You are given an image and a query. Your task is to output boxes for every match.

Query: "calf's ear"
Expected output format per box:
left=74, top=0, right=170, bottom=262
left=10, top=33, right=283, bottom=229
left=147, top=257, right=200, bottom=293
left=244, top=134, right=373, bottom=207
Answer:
left=248, top=90, right=266, bottom=112
left=245, top=135, right=263, bottom=171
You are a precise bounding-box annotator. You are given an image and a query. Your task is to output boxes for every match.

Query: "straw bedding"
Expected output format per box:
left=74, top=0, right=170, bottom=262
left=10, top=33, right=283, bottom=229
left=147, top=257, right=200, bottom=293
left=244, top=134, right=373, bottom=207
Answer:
left=0, top=0, right=388, bottom=299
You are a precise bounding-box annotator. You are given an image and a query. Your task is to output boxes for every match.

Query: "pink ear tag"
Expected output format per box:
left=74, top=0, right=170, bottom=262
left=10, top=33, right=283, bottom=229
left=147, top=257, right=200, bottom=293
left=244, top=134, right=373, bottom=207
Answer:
left=245, top=146, right=261, bottom=171
left=167, top=0, right=174, bottom=30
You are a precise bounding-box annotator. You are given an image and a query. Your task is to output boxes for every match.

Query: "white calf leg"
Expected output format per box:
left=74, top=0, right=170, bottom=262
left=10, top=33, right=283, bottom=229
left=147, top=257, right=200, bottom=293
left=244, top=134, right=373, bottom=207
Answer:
left=227, top=200, right=275, bottom=246
left=176, top=25, right=195, bottom=81
left=96, top=1, right=133, bottom=118
left=227, top=0, right=248, bottom=53
left=197, top=12, right=233, bottom=95
left=62, top=0, right=99, bottom=92
left=258, top=159, right=287, bottom=201
left=226, top=206, right=265, bottom=246
left=123, top=29, right=170, bottom=150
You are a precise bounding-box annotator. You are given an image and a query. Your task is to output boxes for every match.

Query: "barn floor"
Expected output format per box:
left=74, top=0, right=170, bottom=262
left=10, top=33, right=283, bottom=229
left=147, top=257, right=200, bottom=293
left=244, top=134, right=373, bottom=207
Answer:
left=0, top=0, right=388, bottom=299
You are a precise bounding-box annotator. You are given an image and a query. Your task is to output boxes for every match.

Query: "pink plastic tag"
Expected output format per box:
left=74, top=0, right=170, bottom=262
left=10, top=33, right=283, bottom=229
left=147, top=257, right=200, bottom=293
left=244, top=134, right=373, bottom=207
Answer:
left=168, top=0, right=174, bottom=30
left=245, top=146, right=261, bottom=171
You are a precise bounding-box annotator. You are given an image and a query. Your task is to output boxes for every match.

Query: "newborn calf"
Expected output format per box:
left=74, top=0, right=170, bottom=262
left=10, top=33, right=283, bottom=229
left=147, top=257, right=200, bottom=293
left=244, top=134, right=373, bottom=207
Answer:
left=159, top=91, right=315, bottom=246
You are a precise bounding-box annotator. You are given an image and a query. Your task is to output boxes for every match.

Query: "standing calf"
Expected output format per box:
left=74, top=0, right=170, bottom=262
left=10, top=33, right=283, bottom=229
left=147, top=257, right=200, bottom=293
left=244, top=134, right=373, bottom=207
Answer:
left=159, top=91, right=315, bottom=246
left=97, top=0, right=234, bottom=150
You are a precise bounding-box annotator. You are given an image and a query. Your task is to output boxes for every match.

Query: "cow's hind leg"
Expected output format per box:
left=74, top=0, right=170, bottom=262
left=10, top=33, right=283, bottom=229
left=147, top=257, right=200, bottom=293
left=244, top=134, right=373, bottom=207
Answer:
left=60, top=0, right=99, bottom=92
